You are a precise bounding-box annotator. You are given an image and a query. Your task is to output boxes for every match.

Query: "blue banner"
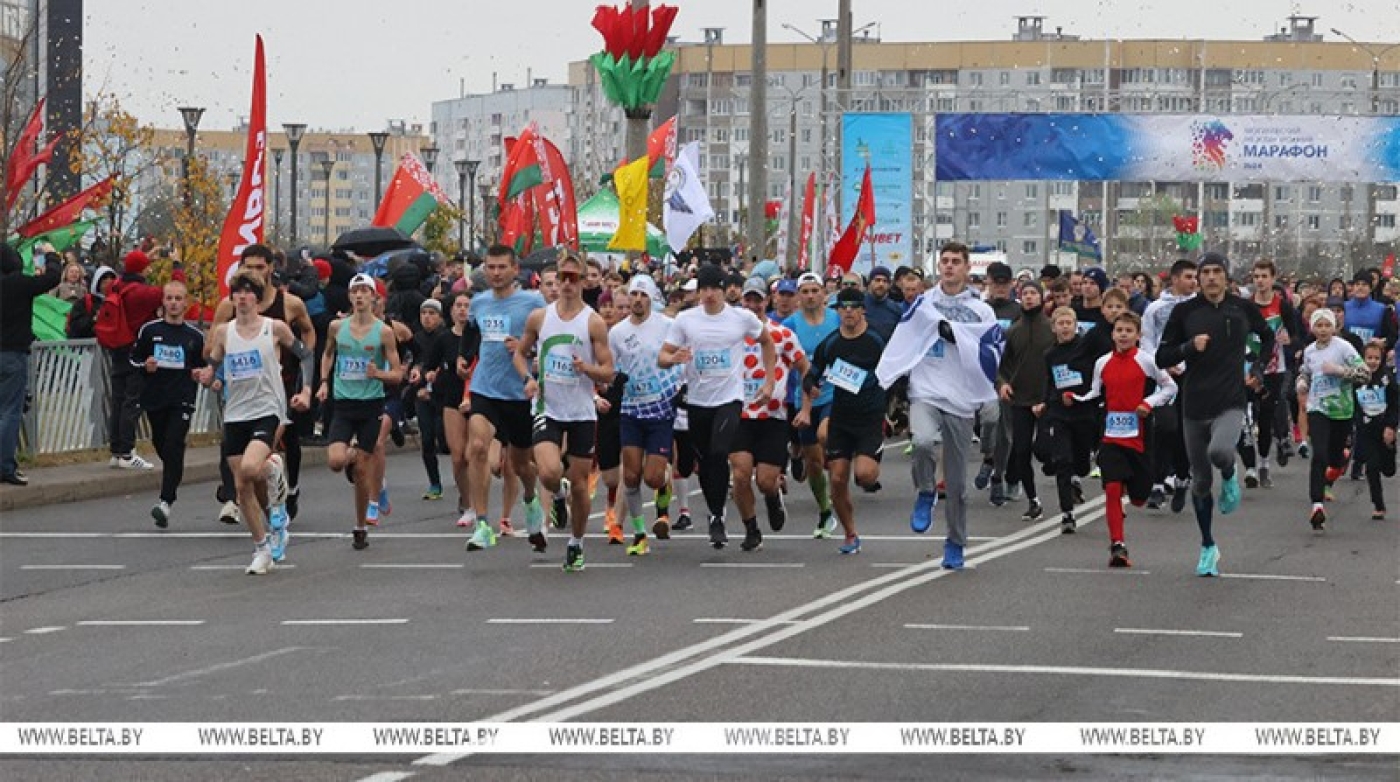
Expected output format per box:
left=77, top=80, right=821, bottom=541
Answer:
left=934, top=113, right=1400, bottom=183
left=841, top=113, right=912, bottom=274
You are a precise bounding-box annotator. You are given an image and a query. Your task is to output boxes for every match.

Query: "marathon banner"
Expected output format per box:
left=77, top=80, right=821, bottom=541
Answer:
left=933, top=113, right=1400, bottom=183
left=841, top=113, right=913, bottom=274
left=2, top=722, right=1395, bottom=754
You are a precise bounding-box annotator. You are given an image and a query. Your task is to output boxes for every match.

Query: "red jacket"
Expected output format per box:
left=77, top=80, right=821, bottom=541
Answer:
left=114, top=268, right=186, bottom=336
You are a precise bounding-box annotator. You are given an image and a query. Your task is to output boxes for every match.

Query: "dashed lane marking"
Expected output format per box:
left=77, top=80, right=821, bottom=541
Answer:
left=281, top=619, right=409, bottom=626
left=76, top=620, right=205, bottom=627
left=1326, top=636, right=1400, bottom=644
left=905, top=623, right=1030, bottom=632
left=486, top=618, right=613, bottom=625
left=1115, top=627, right=1243, bottom=639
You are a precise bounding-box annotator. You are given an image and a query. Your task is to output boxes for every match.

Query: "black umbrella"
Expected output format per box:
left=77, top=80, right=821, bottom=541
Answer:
left=331, top=226, right=416, bottom=257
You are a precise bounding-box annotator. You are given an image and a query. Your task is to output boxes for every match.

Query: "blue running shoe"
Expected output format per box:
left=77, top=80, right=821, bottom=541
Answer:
left=268, top=506, right=289, bottom=562
left=1196, top=544, right=1220, bottom=577
left=942, top=540, right=965, bottom=570
left=838, top=535, right=862, bottom=555
left=1218, top=472, right=1241, bottom=515
left=379, top=486, right=391, bottom=516
left=910, top=491, right=938, bottom=534
left=524, top=496, right=545, bottom=535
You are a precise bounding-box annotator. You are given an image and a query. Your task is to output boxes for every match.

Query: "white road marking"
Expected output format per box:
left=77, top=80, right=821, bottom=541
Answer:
left=1219, top=573, right=1326, bottom=583
left=1115, top=627, right=1243, bottom=639
left=127, top=647, right=306, bottom=687
left=410, top=502, right=1110, bottom=770
left=486, top=618, right=613, bottom=625
left=693, top=618, right=804, bottom=626
left=699, top=562, right=805, bottom=569
left=20, top=564, right=125, bottom=570
left=76, top=620, right=205, bottom=627
left=731, top=656, right=1400, bottom=688
left=1044, top=567, right=1151, bottom=576
left=24, top=626, right=65, bottom=635
left=0, top=637, right=12, bottom=643
left=333, top=695, right=439, bottom=702
left=905, top=623, right=1030, bottom=632
left=1327, top=636, right=1400, bottom=644
left=360, top=563, right=464, bottom=570
left=127, top=695, right=168, bottom=701
left=451, top=689, right=555, bottom=697
left=282, top=619, right=409, bottom=626
left=357, top=774, right=416, bottom=782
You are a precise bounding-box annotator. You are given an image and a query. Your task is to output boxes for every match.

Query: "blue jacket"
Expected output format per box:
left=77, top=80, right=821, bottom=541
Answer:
left=864, top=292, right=903, bottom=343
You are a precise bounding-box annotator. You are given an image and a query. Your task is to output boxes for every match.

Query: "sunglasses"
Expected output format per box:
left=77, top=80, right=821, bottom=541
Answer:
left=558, top=271, right=581, bottom=283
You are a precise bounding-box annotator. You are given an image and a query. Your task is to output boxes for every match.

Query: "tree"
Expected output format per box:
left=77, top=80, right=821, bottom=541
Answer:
left=421, top=203, right=464, bottom=257
left=170, top=154, right=228, bottom=312
left=66, top=94, right=158, bottom=264
left=1117, top=192, right=1182, bottom=271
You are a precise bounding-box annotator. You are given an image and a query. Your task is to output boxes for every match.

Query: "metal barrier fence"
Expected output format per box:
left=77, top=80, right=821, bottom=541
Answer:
left=20, top=339, right=222, bottom=458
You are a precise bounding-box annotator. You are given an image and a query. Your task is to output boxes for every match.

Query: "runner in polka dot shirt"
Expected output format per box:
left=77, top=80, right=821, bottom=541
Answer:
left=742, top=323, right=805, bottom=420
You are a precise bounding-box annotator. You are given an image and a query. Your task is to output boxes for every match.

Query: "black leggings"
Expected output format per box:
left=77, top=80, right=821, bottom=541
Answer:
left=146, top=406, right=191, bottom=504
left=1357, top=420, right=1395, bottom=511
left=1005, top=405, right=1039, bottom=500
left=1048, top=416, right=1097, bottom=514
left=1153, top=400, right=1190, bottom=486
left=1253, top=374, right=1289, bottom=460
left=416, top=396, right=443, bottom=487
left=686, top=402, right=741, bottom=519
left=1307, top=412, right=1352, bottom=504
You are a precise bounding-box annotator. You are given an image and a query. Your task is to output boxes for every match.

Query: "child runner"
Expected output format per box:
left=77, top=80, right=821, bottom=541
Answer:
left=1038, top=306, right=1101, bottom=534
left=1354, top=343, right=1397, bottom=520
left=1295, top=307, right=1370, bottom=533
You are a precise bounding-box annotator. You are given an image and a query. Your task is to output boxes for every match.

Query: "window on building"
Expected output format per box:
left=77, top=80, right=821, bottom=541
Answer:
left=1051, top=182, right=1075, bottom=196
left=335, top=188, right=353, bottom=199
left=1274, top=186, right=1290, bottom=201
left=771, top=156, right=785, bottom=171
left=713, top=128, right=728, bottom=142
left=1025, top=184, right=1038, bottom=199
left=1233, top=212, right=1259, bottom=227
left=1234, top=69, right=1264, bottom=85
left=1023, top=212, right=1038, bottom=228
left=1051, top=68, right=1078, bottom=84
left=937, top=97, right=956, bottom=112
left=1274, top=215, right=1288, bottom=229
left=1206, top=210, right=1229, bottom=228
left=1378, top=214, right=1397, bottom=228
left=996, top=211, right=1007, bottom=227
left=1340, top=215, right=1353, bottom=230
left=998, top=71, right=1010, bottom=86
left=734, top=128, right=748, bottom=142
left=968, top=212, right=981, bottom=228
left=1340, top=74, right=1358, bottom=89
left=1025, top=71, right=1043, bottom=86
left=684, top=128, right=704, bottom=142
left=965, top=72, right=983, bottom=87
left=1306, top=215, right=1321, bottom=230
left=968, top=184, right=982, bottom=200
left=1023, top=240, right=1038, bottom=254
left=1307, top=185, right=1323, bottom=202
left=1311, top=72, right=1324, bottom=87
left=709, top=154, right=726, bottom=170
left=1378, top=185, right=1399, bottom=200
left=772, top=128, right=786, bottom=143
left=735, top=74, right=752, bottom=87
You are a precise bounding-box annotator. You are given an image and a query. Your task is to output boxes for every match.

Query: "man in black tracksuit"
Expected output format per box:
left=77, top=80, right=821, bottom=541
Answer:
left=1156, top=252, right=1273, bottom=577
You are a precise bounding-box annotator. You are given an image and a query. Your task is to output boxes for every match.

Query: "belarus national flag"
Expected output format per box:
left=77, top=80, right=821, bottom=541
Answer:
left=372, top=153, right=452, bottom=235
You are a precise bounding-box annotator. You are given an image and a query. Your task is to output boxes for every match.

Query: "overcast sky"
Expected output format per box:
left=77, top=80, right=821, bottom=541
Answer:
left=83, top=0, right=1400, bottom=132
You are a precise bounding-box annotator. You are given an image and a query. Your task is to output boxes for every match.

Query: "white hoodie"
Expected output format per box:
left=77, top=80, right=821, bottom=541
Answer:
left=1140, top=290, right=1195, bottom=361
left=877, top=284, right=1001, bottom=418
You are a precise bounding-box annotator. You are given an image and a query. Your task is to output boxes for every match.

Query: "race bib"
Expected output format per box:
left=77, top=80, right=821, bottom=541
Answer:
left=337, top=354, right=370, bottom=381
left=925, top=339, right=946, bottom=359
left=694, top=348, right=732, bottom=377
left=1052, top=364, right=1083, bottom=390
left=827, top=358, right=868, bottom=395
left=629, top=375, right=663, bottom=404
left=1077, top=321, right=1095, bottom=335
left=1105, top=411, right=1140, bottom=439
left=997, top=318, right=1013, bottom=330
left=1349, top=326, right=1375, bottom=342
left=154, top=344, right=185, bottom=370
left=744, top=376, right=763, bottom=400
left=1356, top=387, right=1386, bottom=417
left=480, top=314, right=511, bottom=342
left=1312, top=374, right=1340, bottom=399
left=226, top=349, right=263, bottom=381
left=543, top=347, right=578, bottom=385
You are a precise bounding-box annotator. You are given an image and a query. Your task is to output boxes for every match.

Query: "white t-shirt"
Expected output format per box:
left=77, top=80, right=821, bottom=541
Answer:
left=665, top=305, right=765, bottom=408
left=610, top=313, right=681, bottom=420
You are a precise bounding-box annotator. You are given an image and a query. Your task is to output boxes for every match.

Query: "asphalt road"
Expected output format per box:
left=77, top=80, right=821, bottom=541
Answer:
left=1, top=439, right=1395, bottom=780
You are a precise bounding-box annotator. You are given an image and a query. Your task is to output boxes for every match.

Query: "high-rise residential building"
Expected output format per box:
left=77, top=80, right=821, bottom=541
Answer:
left=562, top=14, right=1398, bottom=274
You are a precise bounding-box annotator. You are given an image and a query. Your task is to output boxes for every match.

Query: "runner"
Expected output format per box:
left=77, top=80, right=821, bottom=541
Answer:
left=802, top=286, right=887, bottom=555
left=131, top=281, right=205, bottom=527
left=1156, top=252, right=1274, bottom=576
left=196, top=270, right=312, bottom=573
left=317, top=274, right=403, bottom=550
left=1038, top=307, right=1101, bottom=533
left=995, top=281, right=1054, bottom=523
left=609, top=274, right=682, bottom=553
left=734, top=277, right=808, bottom=551
left=974, top=261, right=1021, bottom=505
left=1354, top=343, right=1397, bottom=520
left=1072, top=311, right=1177, bottom=567
left=660, top=264, right=776, bottom=550
left=1246, top=259, right=1302, bottom=488
left=414, top=293, right=479, bottom=524
left=782, top=272, right=839, bottom=538
left=463, top=246, right=547, bottom=552
left=409, top=298, right=447, bottom=500
left=1141, top=259, right=1198, bottom=512
left=514, top=253, right=614, bottom=570
left=1295, top=307, right=1370, bottom=533
left=876, top=241, right=1003, bottom=570
left=595, top=289, right=630, bottom=545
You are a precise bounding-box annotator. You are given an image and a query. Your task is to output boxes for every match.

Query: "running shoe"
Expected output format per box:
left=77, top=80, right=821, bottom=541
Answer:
left=152, top=501, right=171, bottom=529
left=937, top=480, right=947, bottom=499
left=286, top=487, right=300, bottom=519
left=466, top=522, right=498, bottom=551
left=1006, top=482, right=1024, bottom=502
left=551, top=494, right=569, bottom=530
left=1021, top=499, right=1044, bottom=522
left=1, top=469, right=28, bottom=486
left=1218, top=471, right=1241, bottom=515
left=655, top=482, right=673, bottom=514
left=113, top=453, right=154, bottom=471
left=1324, top=465, right=1344, bottom=484
left=790, top=453, right=806, bottom=482
left=1244, top=468, right=1259, bottom=489
left=1372, top=507, right=1386, bottom=521
left=1146, top=485, right=1165, bottom=510
left=1297, top=441, right=1311, bottom=459
left=1309, top=505, right=1327, bottom=533
left=942, top=540, right=965, bottom=570
left=989, top=479, right=1006, bottom=507
left=1277, top=440, right=1292, bottom=466
left=813, top=508, right=838, bottom=539
left=740, top=520, right=763, bottom=552
left=563, top=543, right=586, bottom=572
left=498, top=518, right=516, bottom=537
left=672, top=511, right=693, bottom=532
left=456, top=509, right=476, bottom=528
left=652, top=514, right=671, bottom=540
left=352, top=529, right=369, bottom=551
left=423, top=485, right=443, bottom=501
left=246, top=544, right=274, bottom=574
left=1109, top=541, right=1131, bottom=568
left=379, top=486, right=392, bottom=516
left=708, top=516, right=728, bottom=549
left=265, top=454, right=288, bottom=508
left=606, top=512, right=624, bottom=545
left=1089, top=466, right=1101, bottom=479
left=365, top=501, right=380, bottom=527
left=1170, top=479, right=1190, bottom=514
left=909, top=491, right=937, bottom=534
left=1060, top=512, right=1077, bottom=534
left=765, top=492, right=787, bottom=532
left=528, top=531, right=548, bottom=553
left=269, top=506, right=289, bottom=562
left=1071, top=479, right=1085, bottom=507
left=626, top=534, right=650, bottom=556
left=1258, top=466, right=1273, bottom=488
left=219, top=500, right=241, bottom=526
left=974, top=462, right=994, bottom=490
left=838, top=535, right=862, bottom=555
left=1196, top=544, right=1220, bottom=577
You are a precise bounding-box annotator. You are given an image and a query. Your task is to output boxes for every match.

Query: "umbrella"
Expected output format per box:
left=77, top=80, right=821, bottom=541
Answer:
left=331, top=226, right=415, bottom=257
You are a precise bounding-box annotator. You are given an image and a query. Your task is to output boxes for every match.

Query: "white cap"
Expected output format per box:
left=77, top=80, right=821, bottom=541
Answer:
left=796, top=272, right=823, bottom=288
left=349, top=273, right=377, bottom=292
left=1310, top=307, right=1336, bottom=328
left=627, top=274, right=664, bottom=306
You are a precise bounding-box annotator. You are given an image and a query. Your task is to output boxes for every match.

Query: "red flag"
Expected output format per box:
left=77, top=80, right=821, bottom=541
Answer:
left=1384, top=254, right=1396, bottom=278
left=827, top=166, right=875, bottom=274
left=15, top=176, right=113, bottom=238
left=796, top=172, right=816, bottom=271
left=372, top=153, right=450, bottom=234
left=531, top=136, right=579, bottom=249
left=646, top=116, right=676, bottom=177
left=214, top=35, right=267, bottom=297
left=499, top=192, right=535, bottom=255
left=5, top=98, right=61, bottom=212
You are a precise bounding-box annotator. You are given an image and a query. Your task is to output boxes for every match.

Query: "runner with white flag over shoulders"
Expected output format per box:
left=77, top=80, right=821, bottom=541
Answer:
left=663, top=142, right=715, bottom=253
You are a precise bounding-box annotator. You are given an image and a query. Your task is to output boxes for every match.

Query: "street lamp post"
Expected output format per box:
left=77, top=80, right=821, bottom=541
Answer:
left=1331, top=29, right=1400, bottom=268
left=282, top=123, right=307, bottom=247
left=177, top=106, right=204, bottom=208
left=320, top=157, right=336, bottom=246
left=478, top=182, right=493, bottom=245
left=368, top=131, right=389, bottom=210
left=272, top=148, right=284, bottom=244
left=454, top=159, right=480, bottom=253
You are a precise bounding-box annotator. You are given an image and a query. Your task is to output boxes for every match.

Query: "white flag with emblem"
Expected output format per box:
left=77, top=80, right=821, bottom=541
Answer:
left=663, top=142, right=715, bottom=252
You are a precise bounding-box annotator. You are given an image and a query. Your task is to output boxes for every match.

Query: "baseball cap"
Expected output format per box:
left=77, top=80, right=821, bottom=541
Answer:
left=796, top=272, right=823, bottom=288
left=1082, top=266, right=1110, bottom=293
left=696, top=264, right=726, bottom=290
left=742, top=277, right=768, bottom=299
left=775, top=278, right=798, bottom=294
left=349, top=273, right=377, bottom=292
left=987, top=262, right=1013, bottom=283
left=835, top=287, right=866, bottom=307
